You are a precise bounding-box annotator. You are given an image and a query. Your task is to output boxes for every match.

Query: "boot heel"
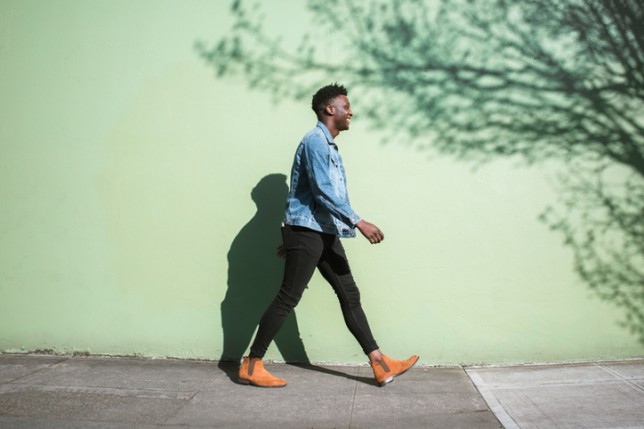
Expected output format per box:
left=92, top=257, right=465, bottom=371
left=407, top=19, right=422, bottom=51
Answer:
left=237, top=378, right=250, bottom=385
left=379, top=376, right=394, bottom=387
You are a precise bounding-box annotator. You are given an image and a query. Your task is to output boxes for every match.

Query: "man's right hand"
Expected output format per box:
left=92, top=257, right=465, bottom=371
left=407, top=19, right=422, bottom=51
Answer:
left=356, top=220, right=384, bottom=244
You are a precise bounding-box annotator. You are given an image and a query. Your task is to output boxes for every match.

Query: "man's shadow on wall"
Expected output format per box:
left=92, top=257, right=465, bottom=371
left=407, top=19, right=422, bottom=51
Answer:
left=218, top=174, right=375, bottom=386
left=219, top=174, right=310, bottom=375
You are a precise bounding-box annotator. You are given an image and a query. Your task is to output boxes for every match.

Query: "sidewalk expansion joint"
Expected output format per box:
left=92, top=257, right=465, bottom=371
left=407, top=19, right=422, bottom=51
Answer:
left=596, top=363, right=644, bottom=394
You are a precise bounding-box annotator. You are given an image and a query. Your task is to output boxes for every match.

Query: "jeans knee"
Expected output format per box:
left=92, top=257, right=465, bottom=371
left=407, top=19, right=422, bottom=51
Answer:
left=275, top=287, right=302, bottom=311
left=338, top=277, right=362, bottom=306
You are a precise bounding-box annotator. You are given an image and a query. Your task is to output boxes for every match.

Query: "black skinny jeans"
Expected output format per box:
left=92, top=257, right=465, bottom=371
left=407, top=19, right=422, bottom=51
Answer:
left=249, top=225, right=379, bottom=358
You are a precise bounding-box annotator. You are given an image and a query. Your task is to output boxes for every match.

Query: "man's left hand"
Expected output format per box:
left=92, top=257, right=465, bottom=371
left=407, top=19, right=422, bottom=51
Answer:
left=356, top=220, right=384, bottom=244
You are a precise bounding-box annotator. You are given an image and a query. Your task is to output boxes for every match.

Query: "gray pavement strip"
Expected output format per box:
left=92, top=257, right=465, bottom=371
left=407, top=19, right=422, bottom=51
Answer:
left=10, top=355, right=643, bottom=429
left=466, top=361, right=644, bottom=429
left=1, top=355, right=504, bottom=429
left=0, top=416, right=189, bottom=429
left=0, top=383, right=195, bottom=400
left=6, top=356, right=228, bottom=392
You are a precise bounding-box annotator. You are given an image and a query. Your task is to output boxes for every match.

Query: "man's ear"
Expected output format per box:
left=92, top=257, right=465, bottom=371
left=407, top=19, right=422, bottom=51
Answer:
left=323, top=104, right=335, bottom=116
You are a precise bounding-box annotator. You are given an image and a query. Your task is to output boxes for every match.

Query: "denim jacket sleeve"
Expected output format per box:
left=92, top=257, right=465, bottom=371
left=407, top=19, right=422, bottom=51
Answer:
left=302, top=129, right=361, bottom=227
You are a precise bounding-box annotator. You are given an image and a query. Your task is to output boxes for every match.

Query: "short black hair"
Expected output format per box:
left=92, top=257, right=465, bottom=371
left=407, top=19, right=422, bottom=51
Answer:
left=311, top=83, right=348, bottom=115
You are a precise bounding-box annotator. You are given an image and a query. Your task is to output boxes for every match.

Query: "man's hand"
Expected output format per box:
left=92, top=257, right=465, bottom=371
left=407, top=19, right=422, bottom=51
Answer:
left=356, top=220, right=384, bottom=244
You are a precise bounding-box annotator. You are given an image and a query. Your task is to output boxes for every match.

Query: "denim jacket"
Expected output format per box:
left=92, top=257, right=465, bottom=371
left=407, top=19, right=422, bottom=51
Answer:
left=284, top=122, right=361, bottom=238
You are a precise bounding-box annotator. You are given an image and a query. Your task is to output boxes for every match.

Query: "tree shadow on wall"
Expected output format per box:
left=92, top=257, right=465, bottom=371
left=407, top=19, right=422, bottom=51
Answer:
left=200, top=0, right=644, bottom=344
left=219, top=174, right=310, bottom=379
left=541, top=165, right=644, bottom=343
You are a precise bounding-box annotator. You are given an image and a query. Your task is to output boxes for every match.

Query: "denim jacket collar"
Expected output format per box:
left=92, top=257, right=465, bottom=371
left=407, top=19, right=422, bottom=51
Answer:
left=317, top=121, right=336, bottom=147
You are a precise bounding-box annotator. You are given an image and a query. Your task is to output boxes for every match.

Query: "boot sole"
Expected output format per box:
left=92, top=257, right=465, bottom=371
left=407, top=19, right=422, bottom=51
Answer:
left=378, top=355, right=420, bottom=387
left=237, top=377, right=287, bottom=388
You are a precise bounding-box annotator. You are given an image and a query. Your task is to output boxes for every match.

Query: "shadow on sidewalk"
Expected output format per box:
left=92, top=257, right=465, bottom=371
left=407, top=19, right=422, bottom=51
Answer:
left=217, top=361, right=376, bottom=386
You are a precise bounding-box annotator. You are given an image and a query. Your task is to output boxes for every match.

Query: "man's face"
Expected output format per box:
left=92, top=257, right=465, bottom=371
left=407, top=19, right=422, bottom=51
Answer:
left=328, top=95, right=353, bottom=131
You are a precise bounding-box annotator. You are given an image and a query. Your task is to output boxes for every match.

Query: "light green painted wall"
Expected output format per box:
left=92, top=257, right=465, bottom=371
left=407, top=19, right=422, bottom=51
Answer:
left=1, top=0, right=642, bottom=365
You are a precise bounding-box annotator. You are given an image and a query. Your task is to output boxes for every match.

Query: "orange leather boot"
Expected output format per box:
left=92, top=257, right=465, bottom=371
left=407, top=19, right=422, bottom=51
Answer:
left=371, top=354, right=419, bottom=387
left=238, top=357, right=287, bottom=388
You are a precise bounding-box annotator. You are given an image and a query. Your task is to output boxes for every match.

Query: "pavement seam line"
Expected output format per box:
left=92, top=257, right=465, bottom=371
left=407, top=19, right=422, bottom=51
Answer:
left=464, top=368, right=519, bottom=429
left=160, top=388, right=201, bottom=425
left=596, top=363, right=644, bottom=394
left=0, top=383, right=195, bottom=400
left=1, top=357, right=69, bottom=385
left=174, top=387, right=201, bottom=418
left=347, top=367, right=359, bottom=429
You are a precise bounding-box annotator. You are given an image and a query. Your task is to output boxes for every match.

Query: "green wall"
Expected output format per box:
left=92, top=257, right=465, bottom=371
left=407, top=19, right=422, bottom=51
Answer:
left=1, top=0, right=642, bottom=365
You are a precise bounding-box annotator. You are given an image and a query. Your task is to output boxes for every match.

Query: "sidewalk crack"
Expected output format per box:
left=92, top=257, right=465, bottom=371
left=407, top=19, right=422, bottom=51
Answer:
left=347, top=368, right=359, bottom=429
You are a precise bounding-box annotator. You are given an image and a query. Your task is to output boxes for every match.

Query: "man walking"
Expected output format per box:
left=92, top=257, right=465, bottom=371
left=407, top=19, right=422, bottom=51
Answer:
left=238, top=84, right=418, bottom=387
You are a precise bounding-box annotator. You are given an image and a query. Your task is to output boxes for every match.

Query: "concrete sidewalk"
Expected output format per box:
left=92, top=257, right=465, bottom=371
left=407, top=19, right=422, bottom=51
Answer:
left=466, top=360, right=644, bottom=429
left=0, top=354, right=642, bottom=429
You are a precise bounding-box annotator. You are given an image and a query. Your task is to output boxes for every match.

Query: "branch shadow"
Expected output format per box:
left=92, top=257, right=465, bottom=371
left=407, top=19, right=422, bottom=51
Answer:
left=541, top=167, right=644, bottom=343
left=199, top=0, right=644, bottom=345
